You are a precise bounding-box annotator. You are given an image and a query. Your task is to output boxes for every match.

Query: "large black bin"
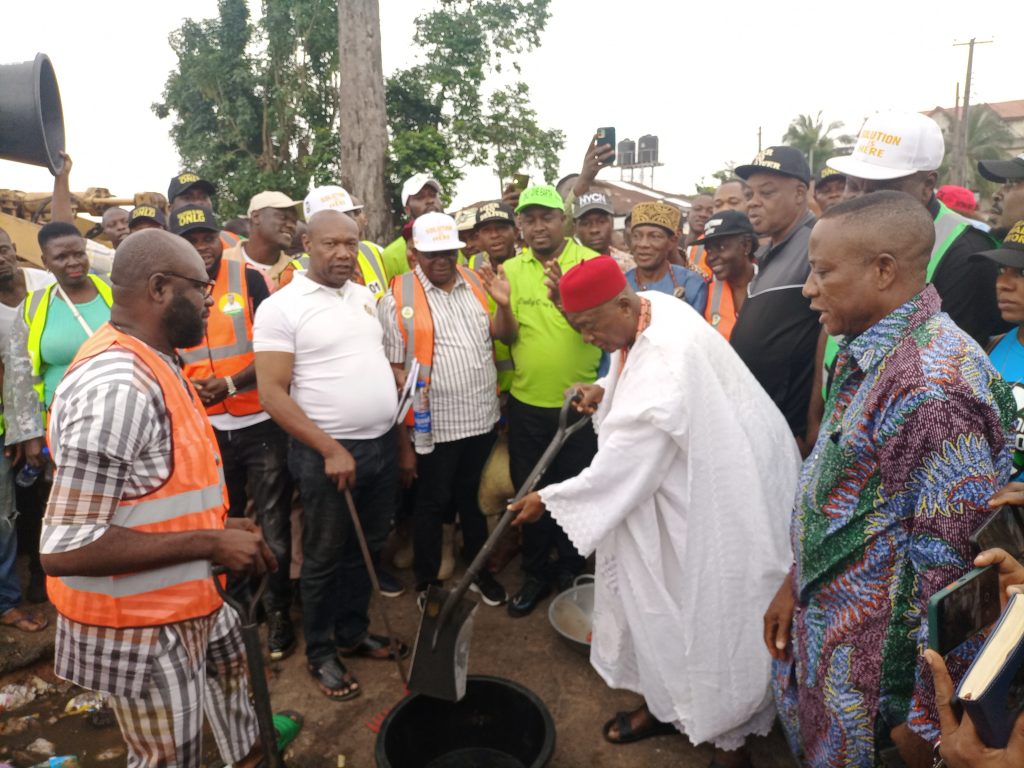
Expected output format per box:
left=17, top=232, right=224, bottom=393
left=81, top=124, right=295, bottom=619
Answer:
left=376, top=675, right=555, bottom=768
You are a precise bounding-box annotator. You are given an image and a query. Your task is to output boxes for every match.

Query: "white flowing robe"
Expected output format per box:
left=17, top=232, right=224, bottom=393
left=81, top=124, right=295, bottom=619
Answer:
left=540, top=290, right=799, bottom=750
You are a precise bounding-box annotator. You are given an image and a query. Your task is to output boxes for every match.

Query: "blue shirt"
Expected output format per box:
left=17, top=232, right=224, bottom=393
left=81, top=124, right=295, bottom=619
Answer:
left=625, top=265, right=708, bottom=315
left=989, top=330, right=1024, bottom=480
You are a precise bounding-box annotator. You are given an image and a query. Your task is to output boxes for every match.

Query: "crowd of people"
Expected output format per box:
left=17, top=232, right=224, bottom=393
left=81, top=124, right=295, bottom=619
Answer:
left=0, top=107, right=1022, bottom=767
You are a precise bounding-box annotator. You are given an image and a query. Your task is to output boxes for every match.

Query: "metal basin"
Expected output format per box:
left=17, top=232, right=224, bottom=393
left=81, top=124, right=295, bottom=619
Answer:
left=547, top=575, right=594, bottom=655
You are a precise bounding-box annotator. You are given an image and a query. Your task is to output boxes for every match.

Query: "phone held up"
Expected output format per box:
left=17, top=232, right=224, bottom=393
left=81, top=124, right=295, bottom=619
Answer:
left=595, top=127, right=616, bottom=166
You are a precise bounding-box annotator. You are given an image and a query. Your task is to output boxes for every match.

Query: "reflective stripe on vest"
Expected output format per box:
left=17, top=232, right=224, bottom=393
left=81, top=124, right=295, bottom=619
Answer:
left=25, top=274, right=113, bottom=408
left=290, top=243, right=388, bottom=300
left=820, top=202, right=974, bottom=399
left=179, top=253, right=261, bottom=416
left=47, top=324, right=227, bottom=628
left=689, top=243, right=711, bottom=281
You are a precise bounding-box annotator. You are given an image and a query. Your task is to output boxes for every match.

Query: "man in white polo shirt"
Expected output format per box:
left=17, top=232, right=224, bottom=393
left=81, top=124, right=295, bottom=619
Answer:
left=254, top=209, right=407, bottom=702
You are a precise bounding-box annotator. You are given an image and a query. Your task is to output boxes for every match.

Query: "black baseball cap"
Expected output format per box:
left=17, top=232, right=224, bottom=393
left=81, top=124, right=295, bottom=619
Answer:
left=698, top=210, right=756, bottom=242
left=167, top=172, right=216, bottom=202
left=476, top=200, right=516, bottom=226
left=978, top=153, right=1024, bottom=184
left=972, top=220, right=1024, bottom=269
left=128, top=204, right=166, bottom=230
left=170, top=204, right=220, bottom=236
left=572, top=190, right=614, bottom=219
left=735, top=146, right=811, bottom=184
left=816, top=166, right=847, bottom=185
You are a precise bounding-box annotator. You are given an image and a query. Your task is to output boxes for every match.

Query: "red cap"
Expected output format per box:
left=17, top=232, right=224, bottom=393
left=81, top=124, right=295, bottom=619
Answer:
left=560, top=255, right=627, bottom=313
left=936, top=185, right=976, bottom=214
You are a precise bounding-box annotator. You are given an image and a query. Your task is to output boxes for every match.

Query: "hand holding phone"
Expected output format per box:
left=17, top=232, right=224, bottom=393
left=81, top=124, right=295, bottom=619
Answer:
left=595, top=127, right=616, bottom=167
left=929, top=565, right=1001, bottom=656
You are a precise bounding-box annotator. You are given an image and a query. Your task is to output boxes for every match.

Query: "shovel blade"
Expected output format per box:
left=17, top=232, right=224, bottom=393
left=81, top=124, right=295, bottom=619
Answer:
left=408, top=585, right=478, bottom=702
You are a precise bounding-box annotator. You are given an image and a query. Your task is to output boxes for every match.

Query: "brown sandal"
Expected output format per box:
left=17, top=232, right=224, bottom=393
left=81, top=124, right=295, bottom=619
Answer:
left=0, top=607, right=48, bottom=633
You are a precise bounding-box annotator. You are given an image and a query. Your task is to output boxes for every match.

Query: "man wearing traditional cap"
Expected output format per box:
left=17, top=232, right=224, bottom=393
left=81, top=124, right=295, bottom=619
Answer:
left=227, top=191, right=301, bottom=292
left=979, top=152, right=1024, bottom=239
left=731, top=145, right=819, bottom=449
left=572, top=190, right=635, bottom=273
left=509, top=255, right=798, bottom=764
left=381, top=174, right=444, bottom=278
left=480, top=184, right=601, bottom=617
left=378, top=212, right=507, bottom=606
left=128, top=205, right=167, bottom=233
left=625, top=202, right=707, bottom=313
left=699, top=210, right=758, bottom=341
left=812, top=167, right=846, bottom=215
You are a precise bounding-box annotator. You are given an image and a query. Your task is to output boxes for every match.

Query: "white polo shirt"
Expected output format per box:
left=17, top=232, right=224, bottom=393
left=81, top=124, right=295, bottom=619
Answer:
left=253, top=272, right=397, bottom=440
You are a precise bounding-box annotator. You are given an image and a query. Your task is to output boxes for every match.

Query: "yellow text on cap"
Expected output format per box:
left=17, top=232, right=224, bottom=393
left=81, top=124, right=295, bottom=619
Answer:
left=177, top=209, right=207, bottom=226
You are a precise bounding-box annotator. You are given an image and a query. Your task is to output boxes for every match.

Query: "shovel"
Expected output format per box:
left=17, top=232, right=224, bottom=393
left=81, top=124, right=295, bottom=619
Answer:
left=213, top=568, right=282, bottom=768
left=407, top=390, right=591, bottom=701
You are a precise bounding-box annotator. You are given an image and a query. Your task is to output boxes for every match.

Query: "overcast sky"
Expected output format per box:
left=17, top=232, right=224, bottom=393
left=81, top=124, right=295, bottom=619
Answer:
left=0, top=1, right=1019, bottom=212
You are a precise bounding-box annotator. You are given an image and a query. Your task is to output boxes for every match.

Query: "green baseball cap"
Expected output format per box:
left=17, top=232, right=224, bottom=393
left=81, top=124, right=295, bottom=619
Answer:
left=515, top=185, right=565, bottom=214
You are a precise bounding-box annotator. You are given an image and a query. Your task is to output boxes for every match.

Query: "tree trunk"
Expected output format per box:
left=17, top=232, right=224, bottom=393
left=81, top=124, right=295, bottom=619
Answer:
left=337, top=0, right=390, bottom=244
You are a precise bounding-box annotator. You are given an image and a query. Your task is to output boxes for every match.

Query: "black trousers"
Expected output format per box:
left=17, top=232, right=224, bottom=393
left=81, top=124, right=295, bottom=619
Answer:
left=412, top=430, right=497, bottom=591
left=506, top=395, right=595, bottom=580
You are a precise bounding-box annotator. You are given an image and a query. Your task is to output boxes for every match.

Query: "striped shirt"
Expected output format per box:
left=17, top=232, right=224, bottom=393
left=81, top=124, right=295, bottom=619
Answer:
left=378, top=267, right=499, bottom=443
left=43, top=344, right=214, bottom=697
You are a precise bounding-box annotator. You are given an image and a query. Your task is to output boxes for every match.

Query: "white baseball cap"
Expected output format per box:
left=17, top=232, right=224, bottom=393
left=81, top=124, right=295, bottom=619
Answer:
left=303, top=185, right=362, bottom=220
left=827, top=112, right=945, bottom=181
left=247, top=190, right=301, bottom=217
left=401, top=173, right=442, bottom=207
left=412, top=212, right=465, bottom=252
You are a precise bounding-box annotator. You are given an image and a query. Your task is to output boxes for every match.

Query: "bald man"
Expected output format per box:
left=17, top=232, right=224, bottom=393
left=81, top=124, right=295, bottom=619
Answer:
left=40, top=230, right=279, bottom=765
left=765, top=192, right=1015, bottom=767
left=255, top=211, right=408, bottom=701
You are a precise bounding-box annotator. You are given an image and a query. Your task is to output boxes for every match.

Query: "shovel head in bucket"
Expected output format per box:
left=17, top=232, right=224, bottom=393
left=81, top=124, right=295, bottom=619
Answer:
left=408, top=584, right=479, bottom=702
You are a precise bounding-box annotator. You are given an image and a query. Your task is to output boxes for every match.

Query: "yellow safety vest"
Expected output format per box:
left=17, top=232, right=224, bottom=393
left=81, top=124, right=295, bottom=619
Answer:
left=291, top=242, right=389, bottom=301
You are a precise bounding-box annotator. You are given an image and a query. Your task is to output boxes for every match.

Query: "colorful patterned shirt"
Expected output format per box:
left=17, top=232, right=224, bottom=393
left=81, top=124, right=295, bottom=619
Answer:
left=773, top=285, right=1014, bottom=767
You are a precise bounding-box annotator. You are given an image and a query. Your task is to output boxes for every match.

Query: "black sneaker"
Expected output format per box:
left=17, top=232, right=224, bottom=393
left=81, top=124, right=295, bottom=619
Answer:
left=377, top=569, right=406, bottom=598
left=470, top=571, right=508, bottom=607
left=267, top=610, right=296, bottom=661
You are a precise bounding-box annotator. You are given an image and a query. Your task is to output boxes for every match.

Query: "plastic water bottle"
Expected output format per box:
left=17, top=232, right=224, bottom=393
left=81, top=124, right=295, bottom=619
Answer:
left=412, top=381, right=434, bottom=455
left=15, top=448, right=49, bottom=487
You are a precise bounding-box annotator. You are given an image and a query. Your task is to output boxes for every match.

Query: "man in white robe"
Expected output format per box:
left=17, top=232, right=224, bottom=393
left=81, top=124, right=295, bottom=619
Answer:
left=510, top=255, right=800, bottom=765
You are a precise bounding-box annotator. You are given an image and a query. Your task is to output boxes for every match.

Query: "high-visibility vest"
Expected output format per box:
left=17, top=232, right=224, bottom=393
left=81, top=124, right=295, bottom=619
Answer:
left=466, top=252, right=490, bottom=271
left=820, top=201, right=980, bottom=399
left=705, top=277, right=739, bottom=340
left=24, top=274, right=113, bottom=408
left=688, top=243, right=711, bottom=281
left=392, top=266, right=493, bottom=426
left=47, top=323, right=228, bottom=629
left=289, top=242, right=389, bottom=301
left=179, top=252, right=261, bottom=416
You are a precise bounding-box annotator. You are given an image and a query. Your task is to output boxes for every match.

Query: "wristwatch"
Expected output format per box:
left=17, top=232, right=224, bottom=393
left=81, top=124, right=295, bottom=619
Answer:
left=224, top=375, right=237, bottom=397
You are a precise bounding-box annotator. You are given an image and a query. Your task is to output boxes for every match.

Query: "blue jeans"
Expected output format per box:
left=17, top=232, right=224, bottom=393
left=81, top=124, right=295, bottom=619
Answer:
left=288, top=429, right=397, bottom=664
left=0, top=435, right=20, bottom=613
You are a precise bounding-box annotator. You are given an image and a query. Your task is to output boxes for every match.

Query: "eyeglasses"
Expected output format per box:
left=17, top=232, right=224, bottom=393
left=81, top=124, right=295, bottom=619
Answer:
left=158, top=271, right=216, bottom=298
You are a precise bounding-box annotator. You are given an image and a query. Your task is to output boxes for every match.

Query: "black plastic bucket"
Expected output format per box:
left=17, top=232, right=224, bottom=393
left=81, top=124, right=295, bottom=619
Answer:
left=375, top=675, right=555, bottom=768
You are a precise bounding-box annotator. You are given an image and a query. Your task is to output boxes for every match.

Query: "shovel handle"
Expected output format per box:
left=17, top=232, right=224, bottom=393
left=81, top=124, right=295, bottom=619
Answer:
left=212, top=566, right=267, bottom=626
left=432, top=391, right=590, bottom=647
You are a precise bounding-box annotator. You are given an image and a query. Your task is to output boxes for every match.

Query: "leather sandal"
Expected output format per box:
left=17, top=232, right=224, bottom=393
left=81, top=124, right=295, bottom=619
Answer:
left=307, top=657, right=360, bottom=701
left=601, top=707, right=677, bottom=744
left=337, top=633, right=410, bottom=660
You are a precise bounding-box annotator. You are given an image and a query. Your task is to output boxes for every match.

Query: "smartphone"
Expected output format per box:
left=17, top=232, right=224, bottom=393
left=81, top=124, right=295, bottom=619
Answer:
left=928, top=565, right=1001, bottom=656
left=511, top=173, right=529, bottom=191
left=971, top=505, right=1024, bottom=560
left=595, top=127, right=616, bottom=166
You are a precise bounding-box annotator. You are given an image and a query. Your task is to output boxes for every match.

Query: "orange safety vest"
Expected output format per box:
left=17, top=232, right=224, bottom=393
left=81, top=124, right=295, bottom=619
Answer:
left=47, top=324, right=228, bottom=628
left=392, top=266, right=492, bottom=426
left=689, top=243, right=712, bottom=282
left=179, top=252, right=261, bottom=416
left=705, top=277, right=739, bottom=340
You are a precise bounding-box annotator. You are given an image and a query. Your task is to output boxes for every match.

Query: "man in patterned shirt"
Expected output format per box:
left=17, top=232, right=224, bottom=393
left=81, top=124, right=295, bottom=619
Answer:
left=41, top=230, right=278, bottom=766
left=764, top=192, right=1015, bottom=767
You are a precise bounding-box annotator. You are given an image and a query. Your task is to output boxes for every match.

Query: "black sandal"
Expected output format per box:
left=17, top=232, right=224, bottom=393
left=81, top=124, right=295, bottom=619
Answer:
left=337, top=633, right=410, bottom=660
left=307, top=657, right=361, bottom=701
left=601, top=707, right=677, bottom=744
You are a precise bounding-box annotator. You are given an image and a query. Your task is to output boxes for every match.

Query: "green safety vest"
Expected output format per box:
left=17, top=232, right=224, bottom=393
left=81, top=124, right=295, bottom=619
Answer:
left=291, top=242, right=389, bottom=301
left=24, top=273, right=113, bottom=407
left=820, top=202, right=985, bottom=400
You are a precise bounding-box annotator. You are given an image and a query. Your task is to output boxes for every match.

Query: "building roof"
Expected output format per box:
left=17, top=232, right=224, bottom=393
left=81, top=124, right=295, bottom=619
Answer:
left=555, top=175, right=693, bottom=217
left=925, top=99, right=1024, bottom=121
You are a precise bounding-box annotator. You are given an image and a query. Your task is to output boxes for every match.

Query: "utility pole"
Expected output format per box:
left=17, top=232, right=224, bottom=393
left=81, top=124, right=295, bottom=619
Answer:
left=757, top=126, right=762, bottom=153
left=952, top=38, right=992, bottom=186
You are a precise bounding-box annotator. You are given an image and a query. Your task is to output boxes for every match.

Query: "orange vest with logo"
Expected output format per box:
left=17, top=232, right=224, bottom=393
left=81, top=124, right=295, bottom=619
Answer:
left=47, top=324, right=228, bottom=628
left=179, top=252, right=261, bottom=416
left=392, top=266, right=492, bottom=426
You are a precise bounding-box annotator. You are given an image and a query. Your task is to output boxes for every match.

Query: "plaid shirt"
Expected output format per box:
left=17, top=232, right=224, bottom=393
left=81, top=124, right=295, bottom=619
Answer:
left=43, top=344, right=216, bottom=697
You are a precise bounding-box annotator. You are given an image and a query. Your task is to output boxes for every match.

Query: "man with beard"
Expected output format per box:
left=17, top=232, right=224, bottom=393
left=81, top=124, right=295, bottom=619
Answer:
left=0, top=229, right=51, bottom=630
left=227, top=191, right=300, bottom=292
left=625, top=202, right=707, bottom=313
left=979, top=153, right=1024, bottom=240
left=381, top=174, right=444, bottom=278
left=40, top=230, right=283, bottom=766
left=4, top=222, right=114, bottom=601
left=172, top=205, right=296, bottom=662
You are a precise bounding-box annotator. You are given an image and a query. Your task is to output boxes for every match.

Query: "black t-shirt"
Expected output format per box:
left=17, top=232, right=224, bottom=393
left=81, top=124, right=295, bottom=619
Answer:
left=243, top=265, right=269, bottom=315
left=927, top=197, right=1010, bottom=345
left=730, top=210, right=819, bottom=438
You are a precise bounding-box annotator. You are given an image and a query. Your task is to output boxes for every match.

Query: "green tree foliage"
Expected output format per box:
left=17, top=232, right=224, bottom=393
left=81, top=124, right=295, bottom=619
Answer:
left=782, top=112, right=854, bottom=177
left=153, top=0, right=340, bottom=217
left=386, top=0, right=565, bottom=214
left=938, top=105, right=1017, bottom=195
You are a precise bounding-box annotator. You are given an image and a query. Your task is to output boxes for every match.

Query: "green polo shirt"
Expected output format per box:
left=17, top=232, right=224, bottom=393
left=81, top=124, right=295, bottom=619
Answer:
left=505, top=239, right=601, bottom=407
left=382, top=236, right=411, bottom=279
